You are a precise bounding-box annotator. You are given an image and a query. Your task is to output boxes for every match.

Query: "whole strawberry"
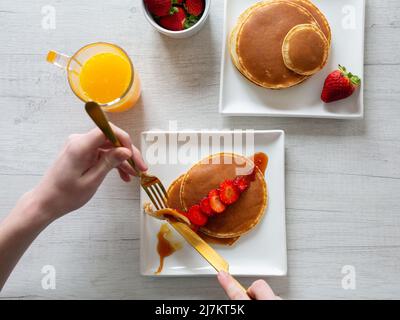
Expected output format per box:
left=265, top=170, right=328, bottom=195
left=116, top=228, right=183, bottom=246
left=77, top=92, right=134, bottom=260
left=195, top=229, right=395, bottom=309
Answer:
left=185, top=0, right=205, bottom=17
left=145, top=0, right=174, bottom=17
left=321, top=65, right=361, bottom=103
left=159, top=7, right=187, bottom=31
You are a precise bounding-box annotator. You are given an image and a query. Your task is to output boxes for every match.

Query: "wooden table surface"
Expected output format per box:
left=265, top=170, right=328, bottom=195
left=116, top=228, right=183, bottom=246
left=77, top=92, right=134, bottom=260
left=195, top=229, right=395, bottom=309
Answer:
left=0, top=0, right=399, bottom=299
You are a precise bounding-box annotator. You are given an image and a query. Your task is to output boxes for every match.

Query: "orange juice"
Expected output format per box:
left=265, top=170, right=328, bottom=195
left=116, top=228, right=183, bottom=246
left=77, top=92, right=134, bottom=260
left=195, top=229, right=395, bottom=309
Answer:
left=47, top=43, right=141, bottom=112
left=80, top=52, right=132, bottom=104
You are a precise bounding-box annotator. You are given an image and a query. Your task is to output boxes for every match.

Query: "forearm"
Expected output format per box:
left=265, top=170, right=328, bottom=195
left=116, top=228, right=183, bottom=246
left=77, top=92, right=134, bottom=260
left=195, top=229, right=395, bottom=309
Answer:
left=0, top=190, right=52, bottom=290
left=0, top=127, right=142, bottom=291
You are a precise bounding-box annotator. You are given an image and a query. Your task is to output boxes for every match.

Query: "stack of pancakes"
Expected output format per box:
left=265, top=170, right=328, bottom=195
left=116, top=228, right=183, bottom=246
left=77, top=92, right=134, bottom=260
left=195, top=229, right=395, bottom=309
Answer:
left=230, top=0, right=331, bottom=89
left=167, top=153, right=268, bottom=246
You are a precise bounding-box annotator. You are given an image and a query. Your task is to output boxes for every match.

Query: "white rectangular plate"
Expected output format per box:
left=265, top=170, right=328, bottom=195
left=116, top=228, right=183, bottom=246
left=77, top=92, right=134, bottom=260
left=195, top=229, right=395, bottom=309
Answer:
left=219, top=0, right=365, bottom=119
left=140, top=130, right=286, bottom=276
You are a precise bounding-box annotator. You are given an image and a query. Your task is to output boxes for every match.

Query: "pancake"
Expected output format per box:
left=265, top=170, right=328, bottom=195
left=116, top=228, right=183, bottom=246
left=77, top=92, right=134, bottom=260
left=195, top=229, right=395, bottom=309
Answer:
left=199, top=233, right=240, bottom=246
left=230, top=0, right=331, bottom=89
left=290, top=0, right=331, bottom=44
left=180, top=153, right=267, bottom=238
left=231, top=0, right=319, bottom=89
left=167, top=174, right=240, bottom=245
left=282, top=24, right=329, bottom=76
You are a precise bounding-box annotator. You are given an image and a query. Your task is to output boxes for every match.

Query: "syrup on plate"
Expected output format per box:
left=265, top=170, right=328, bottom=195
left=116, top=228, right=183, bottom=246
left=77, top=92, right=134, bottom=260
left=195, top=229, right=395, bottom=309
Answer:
left=155, top=223, right=182, bottom=274
left=251, top=152, right=269, bottom=175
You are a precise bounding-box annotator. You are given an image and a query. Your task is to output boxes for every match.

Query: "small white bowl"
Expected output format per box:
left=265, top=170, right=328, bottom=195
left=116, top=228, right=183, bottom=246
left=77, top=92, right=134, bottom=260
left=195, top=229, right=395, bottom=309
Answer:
left=142, top=0, right=211, bottom=38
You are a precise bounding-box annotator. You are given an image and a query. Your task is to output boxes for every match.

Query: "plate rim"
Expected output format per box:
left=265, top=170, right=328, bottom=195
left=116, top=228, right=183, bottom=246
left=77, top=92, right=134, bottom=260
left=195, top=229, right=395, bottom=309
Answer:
left=140, top=130, right=287, bottom=277
left=218, top=0, right=366, bottom=119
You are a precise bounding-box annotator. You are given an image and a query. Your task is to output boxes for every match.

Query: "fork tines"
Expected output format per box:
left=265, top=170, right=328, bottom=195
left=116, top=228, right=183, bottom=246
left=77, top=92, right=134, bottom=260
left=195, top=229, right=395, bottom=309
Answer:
left=142, top=177, right=168, bottom=210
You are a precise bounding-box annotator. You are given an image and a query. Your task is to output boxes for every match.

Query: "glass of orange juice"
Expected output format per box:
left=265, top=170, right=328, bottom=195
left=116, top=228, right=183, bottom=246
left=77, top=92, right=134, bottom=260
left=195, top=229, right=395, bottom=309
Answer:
left=47, top=42, right=141, bottom=112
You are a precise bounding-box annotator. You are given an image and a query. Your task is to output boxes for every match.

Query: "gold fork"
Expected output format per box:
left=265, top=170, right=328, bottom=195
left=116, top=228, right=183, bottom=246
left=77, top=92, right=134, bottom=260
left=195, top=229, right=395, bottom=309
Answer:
left=85, top=102, right=168, bottom=208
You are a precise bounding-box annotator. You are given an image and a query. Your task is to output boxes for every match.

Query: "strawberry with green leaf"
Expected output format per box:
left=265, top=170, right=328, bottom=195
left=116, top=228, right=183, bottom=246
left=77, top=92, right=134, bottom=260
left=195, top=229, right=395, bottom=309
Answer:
left=321, top=65, right=361, bottom=103
left=159, top=7, right=187, bottom=31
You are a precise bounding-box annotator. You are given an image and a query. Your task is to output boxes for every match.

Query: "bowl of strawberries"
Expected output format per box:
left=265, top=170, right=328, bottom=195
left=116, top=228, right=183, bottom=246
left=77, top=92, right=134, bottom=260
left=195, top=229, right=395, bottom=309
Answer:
left=142, top=0, right=210, bottom=38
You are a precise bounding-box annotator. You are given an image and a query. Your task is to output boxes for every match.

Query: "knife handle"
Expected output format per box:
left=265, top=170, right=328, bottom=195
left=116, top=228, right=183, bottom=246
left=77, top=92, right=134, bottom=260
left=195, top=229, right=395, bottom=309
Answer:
left=169, top=220, right=248, bottom=296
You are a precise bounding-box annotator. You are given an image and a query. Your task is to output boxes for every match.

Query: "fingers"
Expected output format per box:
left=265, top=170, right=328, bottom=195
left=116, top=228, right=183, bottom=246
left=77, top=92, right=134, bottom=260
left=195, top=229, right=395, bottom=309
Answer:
left=109, top=123, right=134, bottom=152
left=69, top=125, right=146, bottom=181
left=217, top=271, right=250, bottom=300
left=64, top=129, right=109, bottom=167
left=84, top=147, right=132, bottom=185
left=81, top=128, right=108, bottom=150
left=115, top=146, right=147, bottom=174
left=118, top=160, right=137, bottom=176
left=118, top=168, right=132, bottom=183
left=131, top=144, right=148, bottom=172
left=78, top=124, right=132, bottom=154
left=217, top=273, right=279, bottom=301
left=247, top=280, right=277, bottom=300
left=109, top=123, right=148, bottom=172
left=98, top=149, right=136, bottom=177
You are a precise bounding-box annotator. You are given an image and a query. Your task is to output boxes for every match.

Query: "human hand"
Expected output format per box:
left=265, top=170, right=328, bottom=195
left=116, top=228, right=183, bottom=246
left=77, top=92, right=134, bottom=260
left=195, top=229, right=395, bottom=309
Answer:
left=31, top=124, right=147, bottom=222
left=217, top=271, right=281, bottom=300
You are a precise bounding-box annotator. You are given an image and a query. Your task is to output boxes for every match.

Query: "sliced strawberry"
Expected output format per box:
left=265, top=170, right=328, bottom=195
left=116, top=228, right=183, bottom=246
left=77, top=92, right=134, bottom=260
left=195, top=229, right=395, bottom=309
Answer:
left=208, top=189, right=226, bottom=214
left=159, top=7, right=186, bottom=31
left=200, top=197, right=215, bottom=216
left=233, top=176, right=250, bottom=193
left=185, top=0, right=205, bottom=17
left=219, top=180, right=240, bottom=205
left=187, top=204, right=208, bottom=227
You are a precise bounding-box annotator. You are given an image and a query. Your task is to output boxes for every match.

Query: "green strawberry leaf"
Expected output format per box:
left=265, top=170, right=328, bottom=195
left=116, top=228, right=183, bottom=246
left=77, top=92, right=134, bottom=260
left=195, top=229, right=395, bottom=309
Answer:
left=349, top=74, right=361, bottom=86
left=338, top=64, right=361, bottom=86
left=184, top=14, right=199, bottom=29
left=169, top=7, right=179, bottom=15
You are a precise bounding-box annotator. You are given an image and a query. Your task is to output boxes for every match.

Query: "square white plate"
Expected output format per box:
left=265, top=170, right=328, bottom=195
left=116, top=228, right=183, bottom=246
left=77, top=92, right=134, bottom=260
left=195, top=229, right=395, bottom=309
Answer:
left=219, top=0, right=365, bottom=119
left=140, top=130, right=286, bottom=276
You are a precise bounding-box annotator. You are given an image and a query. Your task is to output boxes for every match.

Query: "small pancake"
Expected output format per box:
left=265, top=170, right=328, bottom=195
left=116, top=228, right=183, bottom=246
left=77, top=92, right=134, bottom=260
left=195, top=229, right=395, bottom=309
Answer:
left=180, top=153, right=267, bottom=238
left=282, top=24, right=329, bottom=76
left=167, top=174, right=240, bottom=245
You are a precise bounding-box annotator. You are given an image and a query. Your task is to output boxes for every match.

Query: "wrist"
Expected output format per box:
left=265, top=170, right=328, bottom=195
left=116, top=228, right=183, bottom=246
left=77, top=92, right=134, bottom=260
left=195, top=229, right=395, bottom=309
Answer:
left=13, top=190, right=55, bottom=229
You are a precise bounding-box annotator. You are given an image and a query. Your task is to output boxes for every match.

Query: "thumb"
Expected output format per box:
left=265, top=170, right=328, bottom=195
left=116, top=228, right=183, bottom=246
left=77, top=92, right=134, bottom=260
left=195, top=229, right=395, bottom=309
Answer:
left=217, top=271, right=250, bottom=300
left=86, top=147, right=132, bottom=184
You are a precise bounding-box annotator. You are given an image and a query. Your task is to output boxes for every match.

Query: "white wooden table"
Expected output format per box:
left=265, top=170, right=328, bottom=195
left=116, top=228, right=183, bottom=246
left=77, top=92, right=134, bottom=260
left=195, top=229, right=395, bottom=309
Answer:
left=0, top=0, right=399, bottom=299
